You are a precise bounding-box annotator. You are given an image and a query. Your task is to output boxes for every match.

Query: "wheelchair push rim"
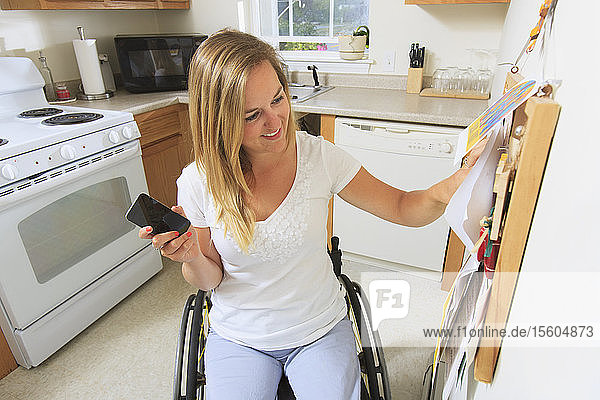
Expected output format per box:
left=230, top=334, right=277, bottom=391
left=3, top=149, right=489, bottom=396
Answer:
left=173, top=290, right=210, bottom=400
left=340, top=274, right=392, bottom=400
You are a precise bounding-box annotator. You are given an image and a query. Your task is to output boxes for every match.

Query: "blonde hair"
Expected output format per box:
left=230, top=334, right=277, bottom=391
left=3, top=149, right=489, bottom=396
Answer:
left=188, top=29, right=297, bottom=252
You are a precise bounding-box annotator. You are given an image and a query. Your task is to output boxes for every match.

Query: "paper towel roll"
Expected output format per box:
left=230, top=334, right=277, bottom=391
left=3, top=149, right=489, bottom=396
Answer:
left=72, top=39, right=105, bottom=95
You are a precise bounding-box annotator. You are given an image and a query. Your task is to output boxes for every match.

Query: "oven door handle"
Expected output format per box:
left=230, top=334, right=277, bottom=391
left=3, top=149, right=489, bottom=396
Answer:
left=0, top=141, right=143, bottom=212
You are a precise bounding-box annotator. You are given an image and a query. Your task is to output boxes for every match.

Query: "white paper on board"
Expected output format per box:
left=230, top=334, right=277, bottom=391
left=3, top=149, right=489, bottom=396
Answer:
left=444, top=122, right=505, bottom=251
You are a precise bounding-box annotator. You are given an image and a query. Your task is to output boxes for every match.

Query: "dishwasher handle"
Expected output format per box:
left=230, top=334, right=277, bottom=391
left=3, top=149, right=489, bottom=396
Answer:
left=373, top=127, right=410, bottom=136
left=341, top=122, right=412, bottom=139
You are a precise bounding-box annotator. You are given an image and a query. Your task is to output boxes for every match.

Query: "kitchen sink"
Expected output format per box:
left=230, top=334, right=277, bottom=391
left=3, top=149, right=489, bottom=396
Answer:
left=288, top=85, right=333, bottom=103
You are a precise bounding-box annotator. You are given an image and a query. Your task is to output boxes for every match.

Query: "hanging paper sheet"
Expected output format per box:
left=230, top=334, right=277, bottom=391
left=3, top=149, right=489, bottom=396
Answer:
left=455, top=79, right=538, bottom=166
left=445, top=124, right=503, bottom=250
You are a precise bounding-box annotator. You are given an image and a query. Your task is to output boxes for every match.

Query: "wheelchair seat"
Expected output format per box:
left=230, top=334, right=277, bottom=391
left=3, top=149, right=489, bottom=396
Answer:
left=173, top=237, right=391, bottom=400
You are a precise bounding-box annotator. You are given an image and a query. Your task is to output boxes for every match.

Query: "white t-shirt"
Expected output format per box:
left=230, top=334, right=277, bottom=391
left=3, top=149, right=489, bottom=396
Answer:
left=176, top=131, right=361, bottom=350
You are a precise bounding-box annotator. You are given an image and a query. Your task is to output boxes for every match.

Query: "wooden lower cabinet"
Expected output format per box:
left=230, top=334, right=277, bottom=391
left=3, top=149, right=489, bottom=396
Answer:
left=320, top=114, right=336, bottom=248
left=135, top=103, right=192, bottom=208
left=0, top=327, right=17, bottom=379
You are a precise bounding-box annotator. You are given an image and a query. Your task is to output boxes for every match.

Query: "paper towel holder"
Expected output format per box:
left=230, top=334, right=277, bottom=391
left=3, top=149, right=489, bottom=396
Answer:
left=77, top=90, right=114, bottom=101
left=77, top=55, right=116, bottom=101
left=74, top=25, right=115, bottom=101
left=76, top=56, right=115, bottom=100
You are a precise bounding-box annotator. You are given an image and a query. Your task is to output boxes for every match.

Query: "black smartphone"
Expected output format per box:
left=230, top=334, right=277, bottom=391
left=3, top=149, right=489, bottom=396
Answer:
left=125, top=193, right=191, bottom=236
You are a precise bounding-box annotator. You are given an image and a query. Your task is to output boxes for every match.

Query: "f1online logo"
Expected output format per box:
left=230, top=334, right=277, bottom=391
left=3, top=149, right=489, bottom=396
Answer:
left=369, top=280, right=410, bottom=331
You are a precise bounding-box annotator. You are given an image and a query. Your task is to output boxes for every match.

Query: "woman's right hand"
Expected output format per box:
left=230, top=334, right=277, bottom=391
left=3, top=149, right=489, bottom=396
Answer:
left=137, top=205, right=203, bottom=263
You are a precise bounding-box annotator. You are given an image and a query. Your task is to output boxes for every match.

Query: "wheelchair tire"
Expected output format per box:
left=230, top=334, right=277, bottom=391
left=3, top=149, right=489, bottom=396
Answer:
left=173, top=293, right=196, bottom=400
left=173, top=290, right=210, bottom=400
left=187, top=290, right=210, bottom=400
left=340, top=274, right=392, bottom=400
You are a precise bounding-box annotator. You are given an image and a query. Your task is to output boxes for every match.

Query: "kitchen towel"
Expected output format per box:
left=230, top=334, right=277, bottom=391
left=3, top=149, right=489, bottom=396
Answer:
left=72, top=39, right=105, bottom=95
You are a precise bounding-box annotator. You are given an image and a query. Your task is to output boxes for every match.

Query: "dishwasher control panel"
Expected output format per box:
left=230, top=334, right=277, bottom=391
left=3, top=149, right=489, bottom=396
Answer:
left=335, top=117, right=461, bottom=159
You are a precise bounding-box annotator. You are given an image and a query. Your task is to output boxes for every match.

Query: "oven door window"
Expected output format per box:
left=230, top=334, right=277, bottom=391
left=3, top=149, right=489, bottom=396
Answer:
left=17, top=177, right=134, bottom=284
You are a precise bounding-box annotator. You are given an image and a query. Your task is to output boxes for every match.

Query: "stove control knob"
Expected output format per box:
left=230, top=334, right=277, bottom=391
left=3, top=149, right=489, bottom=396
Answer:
left=60, top=145, right=77, bottom=160
left=440, top=142, right=453, bottom=154
left=122, top=126, right=133, bottom=139
left=1, top=164, right=18, bottom=180
left=108, top=130, right=120, bottom=144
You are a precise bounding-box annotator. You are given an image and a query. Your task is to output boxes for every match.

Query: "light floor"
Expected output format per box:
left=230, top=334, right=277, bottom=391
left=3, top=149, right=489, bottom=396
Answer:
left=0, top=258, right=446, bottom=400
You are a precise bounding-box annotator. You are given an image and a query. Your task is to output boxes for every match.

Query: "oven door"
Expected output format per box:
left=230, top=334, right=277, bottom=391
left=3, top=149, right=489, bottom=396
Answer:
left=0, top=141, right=149, bottom=330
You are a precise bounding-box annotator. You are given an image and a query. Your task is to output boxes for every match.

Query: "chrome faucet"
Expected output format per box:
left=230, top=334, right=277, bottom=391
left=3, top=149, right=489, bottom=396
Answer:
left=282, top=62, right=303, bottom=87
left=307, top=65, right=320, bottom=87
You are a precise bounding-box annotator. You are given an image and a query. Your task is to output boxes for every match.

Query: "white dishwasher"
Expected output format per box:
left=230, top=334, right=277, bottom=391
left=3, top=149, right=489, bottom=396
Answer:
left=333, top=117, right=461, bottom=273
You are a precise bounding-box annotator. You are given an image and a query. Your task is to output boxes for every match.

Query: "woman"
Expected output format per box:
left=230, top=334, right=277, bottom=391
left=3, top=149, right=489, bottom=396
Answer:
left=139, top=29, right=485, bottom=399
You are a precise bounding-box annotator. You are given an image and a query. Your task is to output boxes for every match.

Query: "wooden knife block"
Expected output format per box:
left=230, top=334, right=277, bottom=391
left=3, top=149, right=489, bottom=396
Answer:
left=407, top=67, right=424, bottom=94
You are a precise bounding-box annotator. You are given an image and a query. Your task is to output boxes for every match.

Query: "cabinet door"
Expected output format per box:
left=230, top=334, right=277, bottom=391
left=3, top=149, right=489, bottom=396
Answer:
left=0, top=327, right=17, bottom=379
left=104, top=0, right=159, bottom=9
left=321, top=114, right=335, bottom=247
left=141, top=135, right=184, bottom=207
left=177, top=106, right=194, bottom=167
left=157, top=0, right=188, bottom=9
left=0, top=0, right=188, bottom=9
left=136, top=105, right=182, bottom=149
left=136, top=104, right=191, bottom=207
left=41, top=0, right=106, bottom=9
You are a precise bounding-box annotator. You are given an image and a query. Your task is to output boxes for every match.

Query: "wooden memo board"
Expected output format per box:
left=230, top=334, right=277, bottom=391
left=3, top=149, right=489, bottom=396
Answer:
left=441, top=73, right=561, bottom=383
left=473, top=90, right=561, bottom=383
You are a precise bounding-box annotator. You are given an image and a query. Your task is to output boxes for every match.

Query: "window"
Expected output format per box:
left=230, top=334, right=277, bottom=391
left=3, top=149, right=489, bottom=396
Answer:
left=254, top=0, right=369, bottom=56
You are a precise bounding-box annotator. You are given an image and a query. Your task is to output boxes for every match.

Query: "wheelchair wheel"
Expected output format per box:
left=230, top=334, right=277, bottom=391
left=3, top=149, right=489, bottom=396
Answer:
left=340, top=274, right=392, bottom=400
left=173, top=290, right=211, bottom=400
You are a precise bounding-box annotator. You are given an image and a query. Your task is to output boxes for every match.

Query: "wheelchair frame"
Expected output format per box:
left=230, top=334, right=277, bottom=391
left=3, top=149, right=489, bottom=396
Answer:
left=173, top=237, right=391, bottom=400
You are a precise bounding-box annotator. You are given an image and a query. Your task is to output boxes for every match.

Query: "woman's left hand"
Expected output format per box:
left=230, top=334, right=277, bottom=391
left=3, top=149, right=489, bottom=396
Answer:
left=433, top=135, right=491, bottom=206
left=462, top=136, right=490, bottom=169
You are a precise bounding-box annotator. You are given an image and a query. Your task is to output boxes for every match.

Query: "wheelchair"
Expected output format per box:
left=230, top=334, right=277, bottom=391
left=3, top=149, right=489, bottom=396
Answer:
left=173, top=237, right=391, bottom=400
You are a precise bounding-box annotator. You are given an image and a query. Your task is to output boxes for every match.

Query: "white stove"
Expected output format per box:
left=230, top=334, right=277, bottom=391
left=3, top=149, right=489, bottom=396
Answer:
left=0, top=105, right=133, bottom=160
left=0, top=56, right=162, bottom=368
left=0, top=104, right=139, bottom=192
left=0, top=57, right=140, bottom=189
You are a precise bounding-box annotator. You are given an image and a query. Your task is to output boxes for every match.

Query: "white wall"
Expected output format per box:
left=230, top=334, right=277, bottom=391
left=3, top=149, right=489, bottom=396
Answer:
left=0, top=10, right=161, bottom=82
left=0, top=1, right=507, bottom=83
left=156, top=0, right=508, bottom=76
left=155, top=1, right=239, bottom=34
left=369, top=1, right=507, bottom=75
left=468, top=0, right=600, bottom=398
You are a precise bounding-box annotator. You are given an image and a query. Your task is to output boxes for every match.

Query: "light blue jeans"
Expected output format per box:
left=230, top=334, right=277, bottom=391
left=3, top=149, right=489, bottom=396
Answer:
left=204, top=318, right=361, bottom=400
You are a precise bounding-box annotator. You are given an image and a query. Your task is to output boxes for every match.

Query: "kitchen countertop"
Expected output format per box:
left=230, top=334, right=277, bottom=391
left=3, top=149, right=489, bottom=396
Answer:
left=74, top=86, right=487, bottom=128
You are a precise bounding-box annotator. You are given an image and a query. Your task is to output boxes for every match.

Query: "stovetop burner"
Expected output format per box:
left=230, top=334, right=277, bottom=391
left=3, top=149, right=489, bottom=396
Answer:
left=19, top=108, right=63, bottom=118
left=0, top=139, right=7, bottom=147
left=42, top=113, right=104, bottom=126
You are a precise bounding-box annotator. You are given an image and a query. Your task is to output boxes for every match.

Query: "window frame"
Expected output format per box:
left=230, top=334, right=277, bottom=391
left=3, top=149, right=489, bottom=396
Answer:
left=246, top=0, right=372, bottom=73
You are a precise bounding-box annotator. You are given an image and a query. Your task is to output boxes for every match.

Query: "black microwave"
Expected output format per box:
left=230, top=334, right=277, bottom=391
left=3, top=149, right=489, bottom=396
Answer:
left=114, top=34, right=208, bottom=93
